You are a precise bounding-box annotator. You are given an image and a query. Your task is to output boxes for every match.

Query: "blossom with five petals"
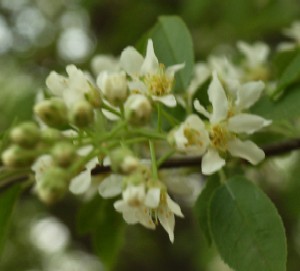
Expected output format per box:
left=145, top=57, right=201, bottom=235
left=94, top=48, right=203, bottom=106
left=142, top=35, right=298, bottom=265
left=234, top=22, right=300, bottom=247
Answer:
left=120, top=39, right=184, bottom=107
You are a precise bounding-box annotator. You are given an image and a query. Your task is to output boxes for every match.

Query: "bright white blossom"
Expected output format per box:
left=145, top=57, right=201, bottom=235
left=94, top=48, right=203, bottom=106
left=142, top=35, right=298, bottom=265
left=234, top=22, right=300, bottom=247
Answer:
left=193, top=71, right=271, bottom=175
left=172, top=114, right=209, bottom=155
left=46, top=65, right=95, bottom=108
left=120, top=39, right=184, bottom=107
left=91, top=55, right=120, bottom=75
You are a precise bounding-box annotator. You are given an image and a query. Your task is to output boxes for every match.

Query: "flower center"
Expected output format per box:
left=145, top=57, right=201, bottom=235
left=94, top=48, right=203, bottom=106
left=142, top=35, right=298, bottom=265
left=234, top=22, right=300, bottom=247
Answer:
left=209, top=124, right=231, bottom=151
left=144, top=64, right=173, bottom=96
left=184, top=128, right=204, bottom=147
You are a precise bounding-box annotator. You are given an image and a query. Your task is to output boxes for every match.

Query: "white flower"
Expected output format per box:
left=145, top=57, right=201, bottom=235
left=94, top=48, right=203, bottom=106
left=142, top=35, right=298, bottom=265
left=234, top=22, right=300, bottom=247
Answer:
left=96, top=71, right=128, bottom=106
left=278, top=21, right=300, bottom=51
left=194, top=71, right=271, bottom=175
left=46, top=65, right=95, bottom=108
left=237, top=41, right=270, bottom=69
left=124, top=94, right=152, bottom=125
left=120, top=39, right=184, bottom=107
left=144, top=187, right=184, bottom=243
left=172, top=114, right=209, bottom=155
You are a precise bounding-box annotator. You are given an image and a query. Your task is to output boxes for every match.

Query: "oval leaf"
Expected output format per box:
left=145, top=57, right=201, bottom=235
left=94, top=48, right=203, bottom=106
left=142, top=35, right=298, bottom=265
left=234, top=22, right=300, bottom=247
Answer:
left=210, top=176, right=287, bottom=271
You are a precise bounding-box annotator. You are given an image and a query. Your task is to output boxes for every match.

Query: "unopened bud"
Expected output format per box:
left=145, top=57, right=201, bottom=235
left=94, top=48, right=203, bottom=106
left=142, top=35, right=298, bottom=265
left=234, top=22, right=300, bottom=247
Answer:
left=10, top=122, right=40, bottom=148
left=36, top=167, right=68, bottom=204
left=34, top=98, right=68, bottom=128
left=97, top=71, right=128, bottom=106
left=125, top=94, right=152, bottom=126
left=109, top=148, right=139, bottom=174
left=51, top=142, right=77, bottom=167
left=85, top=83, right=102, bottom=108
left=69, top=101, right=94, bottom=128
left=1, top=145, right=36, bottom=167
left=41, top=128, right=62, bottom=144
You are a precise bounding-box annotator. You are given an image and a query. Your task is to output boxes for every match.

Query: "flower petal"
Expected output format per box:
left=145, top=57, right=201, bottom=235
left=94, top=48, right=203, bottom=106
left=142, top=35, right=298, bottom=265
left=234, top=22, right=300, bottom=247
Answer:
left=140, top=39, right=159, bottom=74
left=228, top=113, right=272, bottom=134
left=69, top=170, right=91, bottom=194
left=158, top=205, right=175, bottom=243
left=193, top=99, right=210, bottom=119
left=166, top=195, right=184, bottom=217
left=145, top=188, right=161, bottom=208
left=152, top=94, right=177, bottom=107
left=227, top=138, right=265, bottom=165
left=120, top=46, right=144, bottom=76
left=202, top=149, right=225, bottom=175
left=208, top=71, right=228, bottom=124
left=166, top=63, right=185, bottom=78
left=235, top=81, right=264, bottom=110
left=98, top=174, right=123, bottom=198
left=114, top=200, right=139, bottom=224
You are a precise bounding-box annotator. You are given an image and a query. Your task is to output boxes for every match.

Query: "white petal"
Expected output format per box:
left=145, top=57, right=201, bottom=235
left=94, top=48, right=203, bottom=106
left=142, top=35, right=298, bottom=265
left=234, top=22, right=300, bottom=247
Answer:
left=128, top=80, right=147, bottom=93
left=228, top=113, right=272, bottom=134
left=202, top=149, right=225, bottom=175
left=145, top=188, right=161, bottom=208
left=140, top=39, right=159, bottom=74
left=101, top=109, right=120, bottom=121
left=120, top=46, right=144, bottom=76
left=235, top=81, right=264, bottom=110
left=158, top=205, right=175, bottom=243
left=98, top=174, right=123, bottom=198
left=136, top=208, right=156, bottom=229
left=114, top=200, right=139, bottom=224
left=69, top=170, right=91, bottom=194
left=152, top=94, right=177, bottom=107
left=227, top=138, right=265, bottom=165
left=208, top=71, right=228, bottom=124
left=193, top=100, right=210, bottom=119
left=46, top=71, right=68, bottom=96
left=166, top=195, right=184, bottom=217
left=166, top=63, right=185, bottom=78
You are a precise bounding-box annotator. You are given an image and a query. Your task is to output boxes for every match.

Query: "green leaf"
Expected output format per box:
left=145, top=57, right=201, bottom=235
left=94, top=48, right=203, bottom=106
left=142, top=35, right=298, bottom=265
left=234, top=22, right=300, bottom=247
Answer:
left=77, top=196, right=125, bottom=270
left=147, top=16, right=195, bottom=93
left=251, top=86, right=300, bottom=121
left=0, top=184, right=21, bottom=257
left=194, top=175, right=220, bottom=244
left=210, top=176, right=287, bottom=271
left=274, top=51, right=300, bottom=99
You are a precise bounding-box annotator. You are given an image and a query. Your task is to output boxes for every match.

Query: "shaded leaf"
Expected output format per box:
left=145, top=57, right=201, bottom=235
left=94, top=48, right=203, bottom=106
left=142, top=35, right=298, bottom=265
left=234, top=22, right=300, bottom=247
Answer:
left=194, top=174, right=220, bottom=244
left=0, top=184, right=22, bottom=256
left=210, top=176, right=287, bottom=271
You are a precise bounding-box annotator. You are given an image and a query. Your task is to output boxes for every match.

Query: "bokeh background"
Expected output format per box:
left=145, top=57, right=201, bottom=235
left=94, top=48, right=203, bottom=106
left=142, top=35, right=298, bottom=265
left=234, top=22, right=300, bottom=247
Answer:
left=1, top=0, right=300, bottom=270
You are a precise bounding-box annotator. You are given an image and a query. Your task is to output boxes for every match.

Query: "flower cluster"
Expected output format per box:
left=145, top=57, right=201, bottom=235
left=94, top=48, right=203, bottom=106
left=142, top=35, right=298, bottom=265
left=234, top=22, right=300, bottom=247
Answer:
left=1, top=37, right=272, bottom=242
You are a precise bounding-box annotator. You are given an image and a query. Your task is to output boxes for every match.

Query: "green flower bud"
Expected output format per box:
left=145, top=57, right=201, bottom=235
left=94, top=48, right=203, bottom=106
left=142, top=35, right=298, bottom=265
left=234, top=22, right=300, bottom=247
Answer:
left=69, top=101, right=94, bottom=128
left=109, top=148, right=139, bottom=174
left=10, top=122, right=40, bottom=148
left=1, top=145, right=36, bottom=167
left=36, top=167, right=68, bottom=204
left=85, top=83, right=102, bottom=108
left=51, top=142, right=77, bottom=168
left=34, top=98, right=68, bottom=128
left=41, top=128, right=62, bottom=144
left=124, top=94, right=152, bottom=126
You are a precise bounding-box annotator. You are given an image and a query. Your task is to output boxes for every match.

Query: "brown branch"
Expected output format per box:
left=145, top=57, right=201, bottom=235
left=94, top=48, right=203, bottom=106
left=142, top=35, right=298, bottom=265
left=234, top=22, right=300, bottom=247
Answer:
left=2, top=138, right=300, bottom=192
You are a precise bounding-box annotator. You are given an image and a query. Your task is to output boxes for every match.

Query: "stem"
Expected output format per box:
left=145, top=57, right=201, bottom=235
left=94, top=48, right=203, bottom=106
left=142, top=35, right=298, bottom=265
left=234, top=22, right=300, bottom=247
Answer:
left=149, top=140, right=158, bottom=180
left=156, top=103, right=162, bottom=132
left=101, top=103, right=121, bottom=117
left=161, top=109, right=180, bottom=126
left=157, top=149, right=176, bottom=167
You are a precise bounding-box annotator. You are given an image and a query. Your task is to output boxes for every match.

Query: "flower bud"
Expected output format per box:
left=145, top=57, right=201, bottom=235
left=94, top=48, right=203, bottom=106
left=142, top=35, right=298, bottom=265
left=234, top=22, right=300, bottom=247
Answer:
left=36, top=167, right=68, bottom=204
left=69, top=101, right=94, bottom=128
left=10, top=122, right=40, bottom=148
left=51, top=142, right=77, bottom=168
left=97, top=71, right=128, bottom=106
left=34, top=98, right=68, bottom=128
left=124, top=94, right=152, bottom=126
left=1, top=145, right=36, bottom=167
left=41, top=128, right=62, bottom=144
left=85, top=83, right=102, bottom=108
left=109, top=148, right=139, bottom=174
